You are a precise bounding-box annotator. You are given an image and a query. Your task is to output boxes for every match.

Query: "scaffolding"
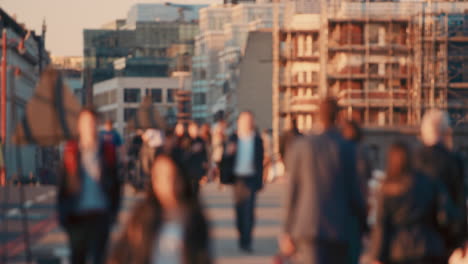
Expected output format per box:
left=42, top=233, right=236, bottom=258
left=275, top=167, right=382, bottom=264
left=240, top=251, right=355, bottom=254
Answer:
left=272, top=0, right=468, bottom=153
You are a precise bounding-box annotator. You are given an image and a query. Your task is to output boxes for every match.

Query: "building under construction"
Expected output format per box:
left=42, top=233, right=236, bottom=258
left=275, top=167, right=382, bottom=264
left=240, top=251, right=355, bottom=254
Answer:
left=273, top=0, right=468, bottom=167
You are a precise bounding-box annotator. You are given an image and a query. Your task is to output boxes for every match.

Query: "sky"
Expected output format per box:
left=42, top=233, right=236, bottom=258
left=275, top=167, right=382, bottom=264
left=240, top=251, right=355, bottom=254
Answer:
left=2, top=0, right=219, bottom=57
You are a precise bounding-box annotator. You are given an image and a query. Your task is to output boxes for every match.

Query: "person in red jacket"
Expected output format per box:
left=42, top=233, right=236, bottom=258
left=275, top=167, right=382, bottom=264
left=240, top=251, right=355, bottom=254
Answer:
left=58, top=108, right=122, bottom=264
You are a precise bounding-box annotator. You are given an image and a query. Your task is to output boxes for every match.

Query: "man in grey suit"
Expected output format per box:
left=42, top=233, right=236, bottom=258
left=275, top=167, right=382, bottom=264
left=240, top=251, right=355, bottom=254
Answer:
left=280, top=98, right=367, bottom=264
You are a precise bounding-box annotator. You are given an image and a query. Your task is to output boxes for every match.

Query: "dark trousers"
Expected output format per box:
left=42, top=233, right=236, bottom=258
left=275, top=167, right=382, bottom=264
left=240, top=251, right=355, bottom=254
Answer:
left=234, top=180, right=256, bottom=249
left=191, top=178, right=200, bottom=196
left=295, top=240, right=349, bottom=264
left=65, top=212, right=111, bottom=264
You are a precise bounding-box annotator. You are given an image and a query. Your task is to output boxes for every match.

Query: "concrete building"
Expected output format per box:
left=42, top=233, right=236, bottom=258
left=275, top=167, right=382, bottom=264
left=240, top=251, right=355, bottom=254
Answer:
left=93, top=76, right=191, bottom=136
left=273, top=0, right=468, bottom=167
left=193, top=1, right=284, bottom=123
left=227, top=31, right=273, bottom=131
left=84, top=5, right=201, bottom=104
left=51, top=56, right=84, bottom=103
left=0, top=8, right=50, bottom=179
left=125, top=3, right=206, bottom=28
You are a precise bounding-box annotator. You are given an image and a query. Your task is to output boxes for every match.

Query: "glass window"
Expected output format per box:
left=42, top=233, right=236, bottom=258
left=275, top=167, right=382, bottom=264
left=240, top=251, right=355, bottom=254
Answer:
left=369, top=63, right=379, bottom=75
left=369, top=24, right=379, bottom=44
left=124, top=107, right=138, bottom=122
left=167, top=89, right=176, bottom=103
left=311, top=72, right=319, bottom=83
left=193, top=93, right=206, bottom=105
left=147, top=88, right=162, bottom=103
left=124, top=88, right=140, bottom=103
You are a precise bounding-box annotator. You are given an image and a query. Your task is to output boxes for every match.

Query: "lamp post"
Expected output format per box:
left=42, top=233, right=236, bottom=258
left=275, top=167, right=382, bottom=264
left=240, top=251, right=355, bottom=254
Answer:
left=1, top=29, right=7, bottom=187
left=1, top=29, right=7, bottom=144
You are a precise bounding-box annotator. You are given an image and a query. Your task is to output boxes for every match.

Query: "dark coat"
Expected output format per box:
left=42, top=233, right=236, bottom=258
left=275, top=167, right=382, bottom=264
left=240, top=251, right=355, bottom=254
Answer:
left=414, top=144, right=467, bottom=249
left=283, top=129, right=367, bottom=243
left=57, top=140, right=122, bottom=227
left=185, top=137, right=208, bottom=181
left=279, top=128, right=302, bottom=160
left=220, top=133, right=264, bottom=192
left=371, top=172, right=461, bottom=263
left=108, top=201, right=211, bottom=264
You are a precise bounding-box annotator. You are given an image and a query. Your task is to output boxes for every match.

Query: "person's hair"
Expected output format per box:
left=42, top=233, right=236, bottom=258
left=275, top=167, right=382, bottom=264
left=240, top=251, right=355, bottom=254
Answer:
left=146, top=154, right=194, bottom=205
left=200, top=123, right=211, bottom=141
left=79, top=107, right=99, bottom=119
left=164, top=127, right=175, bottom=138
left=111, top=153, right=209, bottom=264
left=189, top=121, right=199, bottom=128
left=421, top=109, right=450, bottom=147
left=238, top=110, right=254, bottom=120
left=318, top=97, right=339, bottom=127
left=385, top=141, right=412, bottom=184
left=342, top=119, right=362, bottom=142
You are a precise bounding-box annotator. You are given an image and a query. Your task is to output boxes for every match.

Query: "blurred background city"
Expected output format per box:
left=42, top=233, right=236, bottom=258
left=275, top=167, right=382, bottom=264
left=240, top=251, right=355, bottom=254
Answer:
left=0, top=0, right=467, bottom=263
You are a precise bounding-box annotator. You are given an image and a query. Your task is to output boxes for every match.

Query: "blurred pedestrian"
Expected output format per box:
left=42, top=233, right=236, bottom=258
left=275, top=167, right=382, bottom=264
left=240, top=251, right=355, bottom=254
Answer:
left=109, top=154, right=211, bottom=264
left=139, top=129, right=165, bottom=186
left=221, top=111, right=264, bottom=252
left=210, top=119, right=227, bottom=184
left=58, top=108, right=122, bottom=264
left=341, top=119, right=373, bottom=264
left=414, top=109, right=467, bottom=255
left=175, top=122, right=191, bottom=152
left=371, top=142, right=461, bottom=264
left=200, top=123, right=212, bottom=152
left=127, top=130, right=143, bottom=162
left=200, top=123, right=212, bottom=181
left=279, top=118, right=302, bottom=161
left=127, top=130, right=143, bottom=187
left=186, top=122, right=208, bottom=195
left=261, top=129, right=274, bottom=183
left=280, top=98, right=367, bottom=264
left=342, top=119, right=373, bottom=193
left=99, top=119, right=123, bottom=150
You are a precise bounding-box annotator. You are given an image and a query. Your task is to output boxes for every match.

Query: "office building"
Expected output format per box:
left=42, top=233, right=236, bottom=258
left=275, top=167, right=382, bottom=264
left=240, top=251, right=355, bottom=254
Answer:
left=93, top=75, right=191, bottom=136
left=0, top=8, right=50, bottom=179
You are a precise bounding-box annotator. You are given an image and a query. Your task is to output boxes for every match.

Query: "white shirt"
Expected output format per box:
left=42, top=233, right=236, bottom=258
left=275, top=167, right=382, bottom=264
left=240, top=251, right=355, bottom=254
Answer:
left=152, top=221, right=184, bottom=264
left=234, top=133, right=256, bottom=177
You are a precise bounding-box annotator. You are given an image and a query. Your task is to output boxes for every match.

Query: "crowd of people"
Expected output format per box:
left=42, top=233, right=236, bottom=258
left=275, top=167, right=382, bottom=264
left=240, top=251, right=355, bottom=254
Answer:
left=56, top=98, right=467, bottom=264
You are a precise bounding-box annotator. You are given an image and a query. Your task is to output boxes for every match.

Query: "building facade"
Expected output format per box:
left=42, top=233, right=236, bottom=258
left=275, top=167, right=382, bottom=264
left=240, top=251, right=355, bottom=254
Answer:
left=84, top=5, right=201, bottom=105
left=0, top=8, right=51, bottom=179
left=51, top=56, right=84, bottom=103
left=192, top=1, right=284, bottom=123
left=93, top=76, right=191, bottom=136
left=273, top=0, right=468, bottom=166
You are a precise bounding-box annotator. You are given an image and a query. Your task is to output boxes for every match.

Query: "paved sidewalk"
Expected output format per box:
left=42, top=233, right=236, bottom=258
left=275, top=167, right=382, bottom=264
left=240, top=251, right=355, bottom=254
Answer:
left=204, top=183, right=282, bottom=264
left=25, top=182, right=283, bottom=263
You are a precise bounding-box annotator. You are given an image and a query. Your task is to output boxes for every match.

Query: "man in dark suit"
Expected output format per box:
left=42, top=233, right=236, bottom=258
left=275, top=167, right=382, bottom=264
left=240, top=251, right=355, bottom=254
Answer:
left=222, top=111, right=264, bottom=253
left=280, top=98, right=367, bottom=264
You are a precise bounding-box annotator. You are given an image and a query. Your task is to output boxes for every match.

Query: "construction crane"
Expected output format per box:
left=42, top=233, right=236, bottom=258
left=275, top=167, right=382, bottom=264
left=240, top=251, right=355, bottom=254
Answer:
left=164, top=2, right=202, bottom=22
